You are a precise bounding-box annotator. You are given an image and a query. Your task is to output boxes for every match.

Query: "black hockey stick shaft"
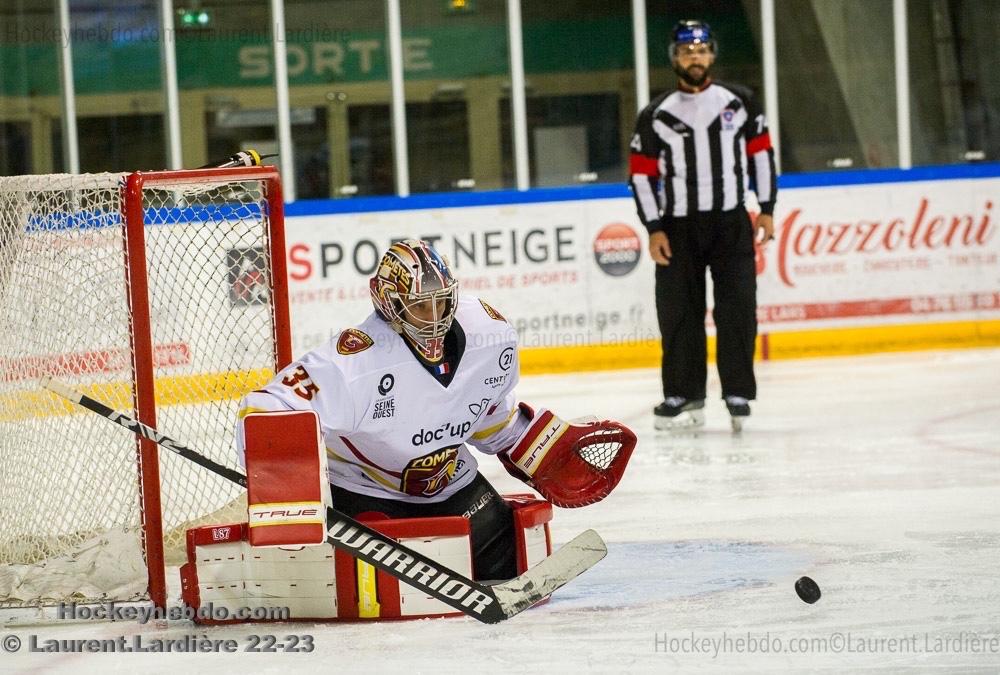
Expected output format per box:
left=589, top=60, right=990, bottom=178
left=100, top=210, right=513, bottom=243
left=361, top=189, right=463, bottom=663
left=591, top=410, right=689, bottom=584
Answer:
left=41, top=377, right=600, bottom=623
left=43, top=377, right=250, bottom=488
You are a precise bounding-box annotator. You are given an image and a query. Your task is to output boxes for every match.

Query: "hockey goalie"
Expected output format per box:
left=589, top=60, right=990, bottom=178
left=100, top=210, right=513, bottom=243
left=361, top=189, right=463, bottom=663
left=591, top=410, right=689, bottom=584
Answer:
left=181, top=239, right=635, bottom=621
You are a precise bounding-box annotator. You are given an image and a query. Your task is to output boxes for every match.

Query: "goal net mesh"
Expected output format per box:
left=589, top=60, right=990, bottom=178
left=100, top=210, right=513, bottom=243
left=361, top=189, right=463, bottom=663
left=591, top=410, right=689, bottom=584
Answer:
left=0, top=172, right=282, bottom=607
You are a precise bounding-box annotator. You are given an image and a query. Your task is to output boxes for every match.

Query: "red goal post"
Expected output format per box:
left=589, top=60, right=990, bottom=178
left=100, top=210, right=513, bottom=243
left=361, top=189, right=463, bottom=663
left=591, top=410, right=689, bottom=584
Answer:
left=0, top=166, right=291, bottom=609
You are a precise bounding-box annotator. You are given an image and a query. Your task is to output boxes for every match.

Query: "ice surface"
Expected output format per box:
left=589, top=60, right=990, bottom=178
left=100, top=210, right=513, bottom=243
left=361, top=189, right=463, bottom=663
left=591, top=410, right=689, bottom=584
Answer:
left=3, top=348, right=999, bottom=672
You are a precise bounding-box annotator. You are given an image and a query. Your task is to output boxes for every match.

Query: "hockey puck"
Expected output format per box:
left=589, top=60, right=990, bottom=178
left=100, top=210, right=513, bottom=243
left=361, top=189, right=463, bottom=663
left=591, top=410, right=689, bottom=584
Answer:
left=795, top=576, right=821, bottom=604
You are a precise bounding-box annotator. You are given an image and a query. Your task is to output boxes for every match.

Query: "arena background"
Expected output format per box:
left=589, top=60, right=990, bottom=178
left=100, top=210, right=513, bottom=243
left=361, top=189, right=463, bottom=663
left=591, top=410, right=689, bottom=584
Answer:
left=2, top=0, right=998, bottom=372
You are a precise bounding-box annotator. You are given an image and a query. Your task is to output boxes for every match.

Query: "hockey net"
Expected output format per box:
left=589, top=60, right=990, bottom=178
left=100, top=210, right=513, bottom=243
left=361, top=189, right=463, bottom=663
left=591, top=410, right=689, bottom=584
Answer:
left=0, top=167, right=290, bottom=608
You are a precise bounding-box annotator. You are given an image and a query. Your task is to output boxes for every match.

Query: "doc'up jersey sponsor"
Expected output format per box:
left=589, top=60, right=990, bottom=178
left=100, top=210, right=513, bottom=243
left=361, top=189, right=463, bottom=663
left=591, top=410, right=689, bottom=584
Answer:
left=237, top=295, right=528, bottom=503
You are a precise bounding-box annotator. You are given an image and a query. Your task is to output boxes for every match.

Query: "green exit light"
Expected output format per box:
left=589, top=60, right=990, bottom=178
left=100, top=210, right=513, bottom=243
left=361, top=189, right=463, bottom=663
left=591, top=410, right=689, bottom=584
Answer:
left=178, top=8, right=212, bottom=27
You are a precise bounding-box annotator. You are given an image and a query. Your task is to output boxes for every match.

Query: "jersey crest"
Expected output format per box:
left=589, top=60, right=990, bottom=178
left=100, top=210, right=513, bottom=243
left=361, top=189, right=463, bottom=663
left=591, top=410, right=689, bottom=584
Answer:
left=337, top=328, right=374, bottom=355
left=401, top=447, right=459, bottom=497
left=479, top=300, right=507, bottom=323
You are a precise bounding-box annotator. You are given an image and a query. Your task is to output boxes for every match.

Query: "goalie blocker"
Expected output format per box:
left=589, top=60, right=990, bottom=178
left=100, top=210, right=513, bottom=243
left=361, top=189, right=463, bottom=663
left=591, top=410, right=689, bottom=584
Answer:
left=242, top=410, right=330, bottom=547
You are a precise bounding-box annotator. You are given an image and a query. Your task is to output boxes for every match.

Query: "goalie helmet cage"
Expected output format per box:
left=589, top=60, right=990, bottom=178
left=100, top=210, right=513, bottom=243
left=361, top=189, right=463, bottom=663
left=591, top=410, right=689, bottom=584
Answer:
left=0, top=166, right=291, bottom=609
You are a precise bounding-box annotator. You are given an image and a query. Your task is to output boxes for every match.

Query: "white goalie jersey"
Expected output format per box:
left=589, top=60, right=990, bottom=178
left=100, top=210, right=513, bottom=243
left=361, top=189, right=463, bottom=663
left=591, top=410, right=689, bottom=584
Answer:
left=237, top=295, right=529, bottom=503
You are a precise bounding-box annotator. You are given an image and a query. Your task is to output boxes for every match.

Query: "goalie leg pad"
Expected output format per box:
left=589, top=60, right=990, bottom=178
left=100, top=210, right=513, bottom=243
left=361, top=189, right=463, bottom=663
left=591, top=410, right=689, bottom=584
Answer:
left=501, top=404, right=636, bottom=508
left=179, top=497, right=553, bottom=623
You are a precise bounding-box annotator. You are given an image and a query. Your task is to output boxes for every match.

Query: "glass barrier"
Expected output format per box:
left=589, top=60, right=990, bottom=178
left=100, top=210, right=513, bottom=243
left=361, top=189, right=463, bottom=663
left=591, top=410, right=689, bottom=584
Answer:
left=0, top=1, right=997, bottom=187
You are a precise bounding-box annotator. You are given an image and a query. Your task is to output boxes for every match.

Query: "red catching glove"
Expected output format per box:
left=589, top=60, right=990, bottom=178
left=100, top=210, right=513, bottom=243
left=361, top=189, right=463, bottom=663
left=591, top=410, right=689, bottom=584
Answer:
left=499, top=404, right=636, bottom=508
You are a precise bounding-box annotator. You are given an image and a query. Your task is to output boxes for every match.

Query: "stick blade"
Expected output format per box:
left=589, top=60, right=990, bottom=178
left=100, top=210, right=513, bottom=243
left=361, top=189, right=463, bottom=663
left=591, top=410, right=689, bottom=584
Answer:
left=490, top=529, right=607, bottom=619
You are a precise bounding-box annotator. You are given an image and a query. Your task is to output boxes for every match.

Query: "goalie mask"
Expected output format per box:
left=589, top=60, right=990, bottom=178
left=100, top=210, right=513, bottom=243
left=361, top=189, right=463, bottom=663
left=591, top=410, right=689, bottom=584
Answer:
left=370, top=239, right=458, bottom=363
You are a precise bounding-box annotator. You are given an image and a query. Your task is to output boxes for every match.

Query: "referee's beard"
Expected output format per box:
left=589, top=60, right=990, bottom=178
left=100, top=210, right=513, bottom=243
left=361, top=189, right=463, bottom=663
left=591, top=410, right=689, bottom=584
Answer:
left=674, top=62, right=711, bottom=89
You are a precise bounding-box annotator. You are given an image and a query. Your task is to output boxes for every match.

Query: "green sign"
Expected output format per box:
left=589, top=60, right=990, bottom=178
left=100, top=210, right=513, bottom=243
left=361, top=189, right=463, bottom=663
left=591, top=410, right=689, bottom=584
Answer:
left=0, top=14, right=757, bottom=96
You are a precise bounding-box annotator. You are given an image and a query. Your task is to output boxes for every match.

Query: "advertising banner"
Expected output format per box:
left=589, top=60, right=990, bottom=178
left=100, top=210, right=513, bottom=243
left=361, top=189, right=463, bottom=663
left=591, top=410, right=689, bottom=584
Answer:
left=283, top=176, right=999, bottom=359
left=756, top=179, right=997, bottom=329
left=284, top=200, right=655, bottom=357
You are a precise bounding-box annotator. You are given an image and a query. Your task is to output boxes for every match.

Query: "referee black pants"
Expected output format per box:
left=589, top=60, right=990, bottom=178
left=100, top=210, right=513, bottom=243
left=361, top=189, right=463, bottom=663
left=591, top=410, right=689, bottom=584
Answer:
left=654, top=207, right=758, bottom=401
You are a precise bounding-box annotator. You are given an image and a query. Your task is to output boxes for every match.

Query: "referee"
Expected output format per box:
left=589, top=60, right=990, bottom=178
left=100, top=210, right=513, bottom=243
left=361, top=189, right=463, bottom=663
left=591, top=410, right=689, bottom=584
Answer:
left=628, top=20, right=777, bottom=431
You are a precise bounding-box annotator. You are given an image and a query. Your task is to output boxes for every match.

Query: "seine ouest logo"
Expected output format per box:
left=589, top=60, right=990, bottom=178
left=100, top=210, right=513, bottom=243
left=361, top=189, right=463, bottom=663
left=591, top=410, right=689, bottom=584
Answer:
left=593, top=223, right=641, bottom=276
left=377, top=373, right=395, bottom=396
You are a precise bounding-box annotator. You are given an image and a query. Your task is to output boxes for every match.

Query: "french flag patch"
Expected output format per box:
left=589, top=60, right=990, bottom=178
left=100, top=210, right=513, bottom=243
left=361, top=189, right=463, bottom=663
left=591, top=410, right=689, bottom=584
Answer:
left=435, top=362, right=451, bottom=375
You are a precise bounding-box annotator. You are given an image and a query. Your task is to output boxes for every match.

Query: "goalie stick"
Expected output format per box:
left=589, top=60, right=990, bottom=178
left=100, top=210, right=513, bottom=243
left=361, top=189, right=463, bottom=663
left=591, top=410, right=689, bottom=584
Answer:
left=41, top=377, right=607, bottom=624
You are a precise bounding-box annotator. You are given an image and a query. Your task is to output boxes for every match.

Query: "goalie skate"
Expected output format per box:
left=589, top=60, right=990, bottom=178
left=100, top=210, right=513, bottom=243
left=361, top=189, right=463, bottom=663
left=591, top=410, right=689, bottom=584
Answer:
left=653, top=398, right=705, bottom=431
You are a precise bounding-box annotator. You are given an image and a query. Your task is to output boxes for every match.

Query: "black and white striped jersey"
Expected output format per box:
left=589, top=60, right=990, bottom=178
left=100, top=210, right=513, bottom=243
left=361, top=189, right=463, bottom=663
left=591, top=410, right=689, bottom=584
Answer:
left=628, top=80, right=777, bottom=232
